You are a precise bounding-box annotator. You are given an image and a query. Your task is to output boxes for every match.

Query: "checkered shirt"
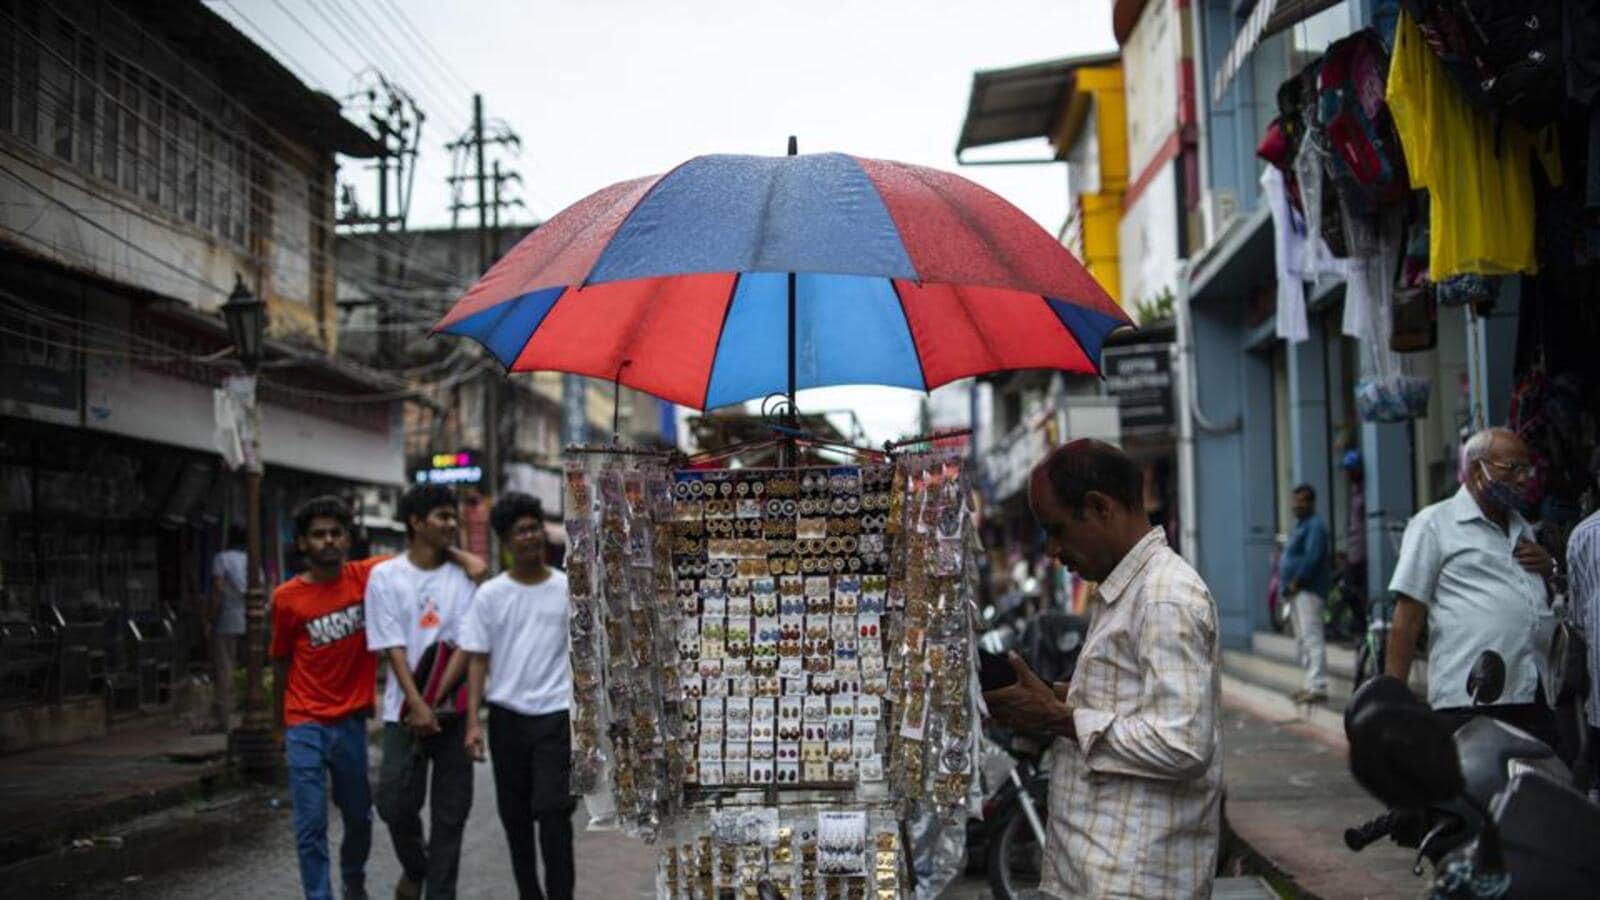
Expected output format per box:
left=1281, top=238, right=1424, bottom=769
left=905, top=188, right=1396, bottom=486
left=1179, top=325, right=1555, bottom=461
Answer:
left=1040, top=528, right=1223, bottom=899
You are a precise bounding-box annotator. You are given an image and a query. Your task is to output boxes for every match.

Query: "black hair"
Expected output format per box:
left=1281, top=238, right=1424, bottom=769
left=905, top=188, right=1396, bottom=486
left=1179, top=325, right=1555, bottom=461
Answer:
left=1293, top=483, right=1316, bottom=501
left=292, top=495, right=352, bottom=538
left=1041, top=439, right=1143, bottom=515
left=398, top=484, right=456, bottom=537
left=490, top=492, right=545, bottom=540
left=226, top=524, right=247, bottom=547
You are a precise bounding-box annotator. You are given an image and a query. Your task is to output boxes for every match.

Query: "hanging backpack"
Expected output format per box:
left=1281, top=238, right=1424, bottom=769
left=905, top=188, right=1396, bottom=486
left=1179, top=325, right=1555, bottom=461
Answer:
left=1402, top=0, right=1566, bottom=129
left=1317, top=29, right=1410, bottom=217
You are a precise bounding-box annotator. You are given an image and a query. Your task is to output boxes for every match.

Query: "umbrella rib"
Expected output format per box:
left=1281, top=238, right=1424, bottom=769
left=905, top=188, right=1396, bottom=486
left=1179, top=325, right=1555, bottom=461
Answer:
left=701, top=273, right=743, bottom=410
left=888, top=279, right=930, bottom=393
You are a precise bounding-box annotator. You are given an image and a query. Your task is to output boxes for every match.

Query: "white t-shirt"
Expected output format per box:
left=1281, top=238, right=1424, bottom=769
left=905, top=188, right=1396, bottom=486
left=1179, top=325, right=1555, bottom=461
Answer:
left=212, top=549, right=249, bottom=636
left=457, top=570, right=571, bottom=717
left=364, top=554, right=479, bottom=723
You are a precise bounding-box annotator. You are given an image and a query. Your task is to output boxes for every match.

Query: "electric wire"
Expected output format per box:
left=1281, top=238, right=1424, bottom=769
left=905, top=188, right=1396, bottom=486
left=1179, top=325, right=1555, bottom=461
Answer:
left=0, top=4, right=486, bottom=285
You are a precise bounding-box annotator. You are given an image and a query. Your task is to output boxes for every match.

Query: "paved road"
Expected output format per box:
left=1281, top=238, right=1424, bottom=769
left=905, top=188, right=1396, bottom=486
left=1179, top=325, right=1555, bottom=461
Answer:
left=19, top=752, right=657, bottom=900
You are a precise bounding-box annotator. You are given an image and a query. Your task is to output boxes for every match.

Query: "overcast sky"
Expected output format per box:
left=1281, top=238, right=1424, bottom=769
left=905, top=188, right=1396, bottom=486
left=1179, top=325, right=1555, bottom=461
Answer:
left=212, top=0, right=1118, bottom=443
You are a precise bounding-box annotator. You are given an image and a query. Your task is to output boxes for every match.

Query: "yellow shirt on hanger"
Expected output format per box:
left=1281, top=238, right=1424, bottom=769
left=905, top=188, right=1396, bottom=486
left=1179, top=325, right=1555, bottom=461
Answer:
left=1386, top=10, right=1562, bottom=278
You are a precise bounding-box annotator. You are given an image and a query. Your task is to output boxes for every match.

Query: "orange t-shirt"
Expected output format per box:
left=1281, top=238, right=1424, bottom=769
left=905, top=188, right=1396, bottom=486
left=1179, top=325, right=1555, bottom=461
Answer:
left=270, top=556, right=389, bottom=726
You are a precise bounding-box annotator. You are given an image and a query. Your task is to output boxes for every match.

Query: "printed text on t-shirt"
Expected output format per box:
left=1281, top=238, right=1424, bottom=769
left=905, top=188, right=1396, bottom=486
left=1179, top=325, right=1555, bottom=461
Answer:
left=306, top=603, right=365, bottom=648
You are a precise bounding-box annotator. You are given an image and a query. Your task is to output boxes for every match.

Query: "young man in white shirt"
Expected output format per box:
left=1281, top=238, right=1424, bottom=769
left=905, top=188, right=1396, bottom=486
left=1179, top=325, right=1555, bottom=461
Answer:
left=365, top=484, right=481, bottom=900
left=461, top=493, right=574, bottom=900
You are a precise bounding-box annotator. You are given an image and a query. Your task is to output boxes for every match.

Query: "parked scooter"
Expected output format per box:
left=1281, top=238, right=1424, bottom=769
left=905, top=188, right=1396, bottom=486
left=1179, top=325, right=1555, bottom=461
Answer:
left=1344, top=651, right=1600, bottom=897
left=971, top=608, right=1086, bottom=900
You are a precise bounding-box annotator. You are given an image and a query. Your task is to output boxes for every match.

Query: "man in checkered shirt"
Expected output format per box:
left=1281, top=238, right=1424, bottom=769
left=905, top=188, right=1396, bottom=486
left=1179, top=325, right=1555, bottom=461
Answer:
left=985, top=439, right=1222, bottom=899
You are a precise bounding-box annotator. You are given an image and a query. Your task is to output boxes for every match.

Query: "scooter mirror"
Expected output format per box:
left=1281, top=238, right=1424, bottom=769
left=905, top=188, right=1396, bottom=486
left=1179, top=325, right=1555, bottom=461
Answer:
left=1346, top=676, right=1464, bottom=809
left=1466, top=651, right=1506, bottom=706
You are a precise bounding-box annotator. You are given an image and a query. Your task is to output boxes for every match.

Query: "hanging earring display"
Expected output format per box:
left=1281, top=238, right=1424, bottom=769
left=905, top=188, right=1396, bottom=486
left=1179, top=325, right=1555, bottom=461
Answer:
left=571, top=449, right=979, bottom=898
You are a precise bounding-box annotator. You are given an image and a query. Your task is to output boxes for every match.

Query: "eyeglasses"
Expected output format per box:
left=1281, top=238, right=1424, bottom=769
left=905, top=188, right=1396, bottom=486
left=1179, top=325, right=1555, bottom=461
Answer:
left=1483, top=459, right=1534, bottom=478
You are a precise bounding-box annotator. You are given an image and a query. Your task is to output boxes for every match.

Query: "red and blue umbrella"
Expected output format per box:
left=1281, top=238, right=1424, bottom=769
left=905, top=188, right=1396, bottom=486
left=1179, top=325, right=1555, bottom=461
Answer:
left=435, top=151, right=1129, bottom=410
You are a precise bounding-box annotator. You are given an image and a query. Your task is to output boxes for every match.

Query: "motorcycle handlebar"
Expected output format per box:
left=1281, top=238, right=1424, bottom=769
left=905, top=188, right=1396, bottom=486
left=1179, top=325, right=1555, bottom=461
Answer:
left=1344, top=811, right=1395, bottom=852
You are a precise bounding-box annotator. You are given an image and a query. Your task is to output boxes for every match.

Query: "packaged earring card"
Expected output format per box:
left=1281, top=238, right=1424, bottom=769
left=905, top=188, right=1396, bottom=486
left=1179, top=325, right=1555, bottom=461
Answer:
left=564, top=450, right=682, bottom=839
left=883, top=451, right=981, bottom=822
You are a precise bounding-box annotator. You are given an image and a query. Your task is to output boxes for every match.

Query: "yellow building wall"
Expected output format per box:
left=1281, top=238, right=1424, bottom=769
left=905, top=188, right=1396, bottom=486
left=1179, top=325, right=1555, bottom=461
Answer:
left=1060, top=63, right=1128, bottom=308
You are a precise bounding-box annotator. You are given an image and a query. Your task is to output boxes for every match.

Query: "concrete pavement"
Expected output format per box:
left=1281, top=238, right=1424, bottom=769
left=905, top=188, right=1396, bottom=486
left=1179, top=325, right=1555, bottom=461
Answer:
left=2, top=738, right=657, bottom=899
left=1, top=678, right=1435, bottom=900
left=1221, top=674, right=1432, bottom=900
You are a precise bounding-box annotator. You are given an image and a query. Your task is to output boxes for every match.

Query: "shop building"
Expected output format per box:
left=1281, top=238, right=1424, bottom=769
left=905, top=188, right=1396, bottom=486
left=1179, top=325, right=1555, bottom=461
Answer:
left=0, top=0, right=405, bottom=750
left=956, top=46, right=1181, bottom=613
left=1176, top=0, right=1600, bottom=691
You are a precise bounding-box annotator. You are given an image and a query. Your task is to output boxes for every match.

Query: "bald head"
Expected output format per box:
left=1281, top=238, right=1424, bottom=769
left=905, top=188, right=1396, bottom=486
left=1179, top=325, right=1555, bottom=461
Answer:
left=1462, top=427, right=1526, bottom=471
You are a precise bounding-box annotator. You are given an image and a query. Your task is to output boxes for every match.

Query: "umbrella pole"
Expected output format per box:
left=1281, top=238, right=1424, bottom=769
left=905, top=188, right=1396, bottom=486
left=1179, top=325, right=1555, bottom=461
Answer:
left=782, top=135, right=800, bottom=468
left=783, top=269, right=798, bottom=467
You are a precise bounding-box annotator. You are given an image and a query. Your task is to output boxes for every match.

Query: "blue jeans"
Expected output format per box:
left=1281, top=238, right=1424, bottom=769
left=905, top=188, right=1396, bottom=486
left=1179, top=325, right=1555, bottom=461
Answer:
left=285, top=717, right=373, bottom=899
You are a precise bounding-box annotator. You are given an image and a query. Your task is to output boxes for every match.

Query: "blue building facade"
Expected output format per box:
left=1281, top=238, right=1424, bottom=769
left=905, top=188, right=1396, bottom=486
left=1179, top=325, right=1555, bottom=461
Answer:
left=1177, top=0, right=1515, bottom=649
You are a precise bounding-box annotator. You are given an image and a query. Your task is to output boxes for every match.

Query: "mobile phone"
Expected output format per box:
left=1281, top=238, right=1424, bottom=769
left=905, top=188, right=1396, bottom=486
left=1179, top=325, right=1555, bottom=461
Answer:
left=978, top=649, right=1018, bottom=692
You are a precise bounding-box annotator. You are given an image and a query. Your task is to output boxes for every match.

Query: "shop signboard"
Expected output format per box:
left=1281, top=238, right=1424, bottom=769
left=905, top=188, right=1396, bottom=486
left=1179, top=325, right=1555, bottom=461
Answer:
left=1102, top=343, right=1175, bottom=432
left=411, top=451, right=484, bottom=487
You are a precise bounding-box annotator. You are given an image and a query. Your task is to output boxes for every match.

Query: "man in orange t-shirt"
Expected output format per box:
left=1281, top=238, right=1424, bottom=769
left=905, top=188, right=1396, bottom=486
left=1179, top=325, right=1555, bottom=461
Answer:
left=271, top=496, right=386, bottom=900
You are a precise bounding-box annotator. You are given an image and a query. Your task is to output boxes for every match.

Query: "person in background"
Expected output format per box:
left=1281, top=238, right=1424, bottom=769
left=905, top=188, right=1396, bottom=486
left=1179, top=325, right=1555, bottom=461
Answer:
left=984, top=439, right=1221, bottom=899
left=461, top=493, right=575, bottom=900
left=1341, top=448, right=1369, bottom=635
left=366, top=484, right=486, bottom=900
left=1386, top=428, right=1560, bottom=747
left=200, top=524, right=250, bottom=734
left=1565, top=446, right=1600, bottom=790
left=271, top=497, right=385, bottom=900
left=1280, top=484, right=1331, bottom=704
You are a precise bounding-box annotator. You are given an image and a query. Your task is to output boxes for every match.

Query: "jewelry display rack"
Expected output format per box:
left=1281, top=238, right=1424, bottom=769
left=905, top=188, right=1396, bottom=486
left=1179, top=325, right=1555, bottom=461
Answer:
left=562, top=431, right=981, bottom=899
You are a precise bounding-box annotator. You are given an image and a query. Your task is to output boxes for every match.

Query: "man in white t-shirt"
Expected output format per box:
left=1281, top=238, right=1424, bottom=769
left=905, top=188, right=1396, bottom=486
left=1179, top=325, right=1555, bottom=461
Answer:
left=201, top=525, right=250, bottom=733
left=461, top=493, right=574, bottom=900
left=365, top=484, right=481, bottom=900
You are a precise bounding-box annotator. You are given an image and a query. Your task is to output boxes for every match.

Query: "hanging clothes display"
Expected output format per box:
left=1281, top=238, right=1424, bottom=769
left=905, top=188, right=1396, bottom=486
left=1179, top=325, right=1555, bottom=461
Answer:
left=1262, top=167, right=1311, bottom=343
left=1386, top=10, right=1563, bottom=279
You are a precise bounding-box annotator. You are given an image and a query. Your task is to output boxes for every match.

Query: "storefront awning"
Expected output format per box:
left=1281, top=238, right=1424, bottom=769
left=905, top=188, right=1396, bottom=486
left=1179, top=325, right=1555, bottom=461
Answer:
left=1210, top=0, right=1345, bottom=104
left=956, top=52, right=1119, bottom=161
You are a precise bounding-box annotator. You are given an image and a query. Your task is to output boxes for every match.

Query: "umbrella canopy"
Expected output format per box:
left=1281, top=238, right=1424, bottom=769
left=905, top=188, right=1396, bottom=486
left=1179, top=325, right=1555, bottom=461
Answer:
left=435, top=152, right=1130, bottom=410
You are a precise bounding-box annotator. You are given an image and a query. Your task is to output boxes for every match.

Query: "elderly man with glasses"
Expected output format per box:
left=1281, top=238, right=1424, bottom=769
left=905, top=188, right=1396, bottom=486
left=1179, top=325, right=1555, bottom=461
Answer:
left=1385, top=427, right=1561, bottom=747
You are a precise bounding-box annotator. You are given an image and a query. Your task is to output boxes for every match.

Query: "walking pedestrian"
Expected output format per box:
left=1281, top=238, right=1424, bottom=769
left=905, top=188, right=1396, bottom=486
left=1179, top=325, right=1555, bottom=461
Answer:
left=270, top=497, right=386, bottom=900
left=983, top=439, right=1221, bottom=899
left=1386, top=428, right=1561, bottom=747
left=366, top=484, right=483, bottom=900
left=460, top=493, right=575, bottom=900
left=200, top=524, right=250, bottom=733
left=1280, top=484, right=1331, bottom=704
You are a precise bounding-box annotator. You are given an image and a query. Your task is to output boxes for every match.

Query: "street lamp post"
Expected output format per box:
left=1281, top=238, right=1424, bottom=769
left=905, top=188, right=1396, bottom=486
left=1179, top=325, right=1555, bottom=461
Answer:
left=220, top=275, right=274, bottom=780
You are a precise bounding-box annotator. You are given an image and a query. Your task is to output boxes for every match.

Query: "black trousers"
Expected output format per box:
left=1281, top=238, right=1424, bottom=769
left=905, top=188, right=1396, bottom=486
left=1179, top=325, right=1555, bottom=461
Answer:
left=488, top=705, right=576, bottom=900
left=376, top=717, right=475, bottom=899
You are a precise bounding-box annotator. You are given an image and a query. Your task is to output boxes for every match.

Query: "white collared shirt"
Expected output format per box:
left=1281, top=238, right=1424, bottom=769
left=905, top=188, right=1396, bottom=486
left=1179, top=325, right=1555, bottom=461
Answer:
left=1042, top=528, right=1223, bottom=900
left=1388, top=486, right=1554, bottom=709
left=1565, top=510, right=1600, bottom=724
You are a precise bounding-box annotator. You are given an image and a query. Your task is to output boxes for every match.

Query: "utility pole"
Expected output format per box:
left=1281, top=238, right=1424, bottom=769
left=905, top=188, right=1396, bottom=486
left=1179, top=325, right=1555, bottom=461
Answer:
left=338, top=74, right=423, bottom=368
left=445, top=95, right=522, bottom=522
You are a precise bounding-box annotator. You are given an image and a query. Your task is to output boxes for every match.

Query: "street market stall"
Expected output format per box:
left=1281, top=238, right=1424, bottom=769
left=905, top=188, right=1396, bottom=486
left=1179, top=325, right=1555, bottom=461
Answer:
left=433, top=144, right=1129, bottom=898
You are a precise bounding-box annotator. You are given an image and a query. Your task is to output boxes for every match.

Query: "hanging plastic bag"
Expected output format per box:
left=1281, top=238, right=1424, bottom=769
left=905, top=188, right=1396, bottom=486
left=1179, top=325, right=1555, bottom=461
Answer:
left=1355, top=374, right=1431, bottom=422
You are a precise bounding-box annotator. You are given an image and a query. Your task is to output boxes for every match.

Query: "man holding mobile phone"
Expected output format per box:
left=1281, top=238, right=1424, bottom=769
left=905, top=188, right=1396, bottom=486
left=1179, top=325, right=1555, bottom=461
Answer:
left=983, top=440, right=1221, bottom=900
